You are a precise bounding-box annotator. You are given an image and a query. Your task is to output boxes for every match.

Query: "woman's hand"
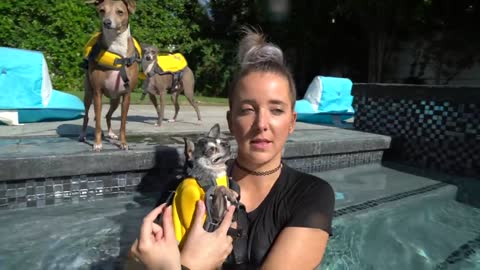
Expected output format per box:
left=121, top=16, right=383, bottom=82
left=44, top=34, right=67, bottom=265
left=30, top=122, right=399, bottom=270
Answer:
left=129, top=203, right=181, bottom=270
left=180, top=200, right=236, bottom=270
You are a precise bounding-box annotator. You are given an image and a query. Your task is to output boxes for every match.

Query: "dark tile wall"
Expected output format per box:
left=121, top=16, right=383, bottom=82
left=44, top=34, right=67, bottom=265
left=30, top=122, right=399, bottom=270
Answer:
left=353, top=84, right=480, bottom=178
left=285, top=151, right=384, bottom=173
left=0, top=172, right=144, bottom=210
left=0, top=151, right=384, bottom=210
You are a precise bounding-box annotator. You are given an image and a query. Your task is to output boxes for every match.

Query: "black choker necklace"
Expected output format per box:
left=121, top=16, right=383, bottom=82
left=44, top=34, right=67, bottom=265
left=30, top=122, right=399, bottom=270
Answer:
left=234, top=159, right=282, bottom=176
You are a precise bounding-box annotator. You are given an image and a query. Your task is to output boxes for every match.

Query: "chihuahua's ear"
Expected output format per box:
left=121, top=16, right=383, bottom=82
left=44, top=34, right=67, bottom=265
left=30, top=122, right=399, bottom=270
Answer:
left=184, top=138, right=195, bottom=162
left=207, top=123, right=221, bottom=138
left=123, top=0, right=136, bottom=14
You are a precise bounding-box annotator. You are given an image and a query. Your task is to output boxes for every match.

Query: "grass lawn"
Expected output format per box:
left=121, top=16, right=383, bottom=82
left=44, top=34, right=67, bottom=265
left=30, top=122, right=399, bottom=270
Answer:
left=64, top=90, right=228, bottom=106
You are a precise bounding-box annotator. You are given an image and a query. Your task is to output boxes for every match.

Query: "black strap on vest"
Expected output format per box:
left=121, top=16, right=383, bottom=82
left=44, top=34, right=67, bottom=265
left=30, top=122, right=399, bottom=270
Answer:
left=146, top=63, right=185, bottom=92
left=82, top=35, right=141, bottom=90
left=113, top=41, right=140, bottom=90
left=147, top=62, right=168, bottom=78
left=196, top=173, right=249, bottom=265
left=223, top=177, right=249, bottom=265
left=203, top=185, right=218, bottom=232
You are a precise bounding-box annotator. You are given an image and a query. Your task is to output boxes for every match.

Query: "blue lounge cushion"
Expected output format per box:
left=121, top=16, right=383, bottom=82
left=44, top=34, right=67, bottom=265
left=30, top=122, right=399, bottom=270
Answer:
left=295, top=76, right=354, bottom=124
left=0, top=47, right=84, bottom=123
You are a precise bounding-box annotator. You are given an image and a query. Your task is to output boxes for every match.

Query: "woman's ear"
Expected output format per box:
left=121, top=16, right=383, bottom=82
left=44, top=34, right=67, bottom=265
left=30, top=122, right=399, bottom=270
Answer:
left=289, top=111, right=297, bottom=134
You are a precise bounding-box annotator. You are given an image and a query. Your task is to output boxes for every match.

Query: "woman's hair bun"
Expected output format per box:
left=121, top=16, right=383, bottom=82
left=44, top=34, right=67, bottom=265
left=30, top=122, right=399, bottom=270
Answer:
left=238, top=27, right=284, bottom=69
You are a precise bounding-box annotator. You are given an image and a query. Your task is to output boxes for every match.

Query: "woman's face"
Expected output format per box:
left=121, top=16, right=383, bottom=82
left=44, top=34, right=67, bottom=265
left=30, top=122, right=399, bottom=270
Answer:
left=227, top=71, right=297, bottom=166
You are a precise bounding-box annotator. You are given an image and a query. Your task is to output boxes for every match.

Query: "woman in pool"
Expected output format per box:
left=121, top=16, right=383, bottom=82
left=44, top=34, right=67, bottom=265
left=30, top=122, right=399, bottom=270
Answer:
left=130, top=28, right=335, bottom=269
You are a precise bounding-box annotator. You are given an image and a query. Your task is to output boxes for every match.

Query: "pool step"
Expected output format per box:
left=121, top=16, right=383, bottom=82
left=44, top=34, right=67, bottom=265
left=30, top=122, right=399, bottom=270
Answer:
left=314, top=163, right=452, bottom=210
left=314, top=164, right=480, bottom=270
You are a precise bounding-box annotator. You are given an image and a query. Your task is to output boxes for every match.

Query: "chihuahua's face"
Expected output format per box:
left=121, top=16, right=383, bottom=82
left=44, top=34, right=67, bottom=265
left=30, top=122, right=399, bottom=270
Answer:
left=142, top=46, right=158, bottom=62
left=185, top=124, right=231, bottom=175
left=93, top=0, right=136, bottom=34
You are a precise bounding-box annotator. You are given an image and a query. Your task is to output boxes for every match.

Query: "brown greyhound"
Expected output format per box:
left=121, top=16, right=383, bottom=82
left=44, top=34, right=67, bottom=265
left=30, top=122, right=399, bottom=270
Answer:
left=141, top=45, right=201, bottom=126
left=79, top=0, right=140, bottom=151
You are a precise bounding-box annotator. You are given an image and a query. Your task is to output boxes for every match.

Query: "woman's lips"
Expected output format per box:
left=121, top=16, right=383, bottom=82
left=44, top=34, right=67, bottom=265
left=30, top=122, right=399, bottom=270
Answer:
left=250, top=139, right=271, bottom=150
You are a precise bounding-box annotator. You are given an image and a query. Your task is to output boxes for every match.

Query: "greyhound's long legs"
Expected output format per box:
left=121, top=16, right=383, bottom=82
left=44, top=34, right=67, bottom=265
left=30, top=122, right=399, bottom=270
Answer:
left=106, top=97, right=120, bottom=139
left=148, top=93, right=162, bottom=126
left=159, top=88, right=167, bottom=125
left=184, top=93, right=201, bottom=121
left=119, top=93, right=130, bottom=150
left=171, top=91, right=180, bottom=121
left=182, top=69, right=201, bottom=121
left=93, top=90, right=103, bottom=151
left=79, top=76, right=92, bottom=142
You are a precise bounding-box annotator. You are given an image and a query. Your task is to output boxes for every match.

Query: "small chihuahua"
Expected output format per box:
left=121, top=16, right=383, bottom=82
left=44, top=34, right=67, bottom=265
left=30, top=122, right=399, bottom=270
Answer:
left=181, top=124, right=249, bottom=265
left=183, top=123, right=232, bottom=188
left=171, top=124, right=241, bottom=245
left=141, top=44, right=201, bottom=126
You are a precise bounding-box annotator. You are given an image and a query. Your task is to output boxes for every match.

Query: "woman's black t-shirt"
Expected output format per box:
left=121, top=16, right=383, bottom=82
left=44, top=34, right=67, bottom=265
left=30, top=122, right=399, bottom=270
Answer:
left=231, top=164, right=335, bottom=267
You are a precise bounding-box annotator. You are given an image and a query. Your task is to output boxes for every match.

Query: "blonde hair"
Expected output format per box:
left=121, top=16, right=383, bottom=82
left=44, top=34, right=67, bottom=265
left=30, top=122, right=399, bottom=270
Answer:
left=229, top=27, right=296, bottom=109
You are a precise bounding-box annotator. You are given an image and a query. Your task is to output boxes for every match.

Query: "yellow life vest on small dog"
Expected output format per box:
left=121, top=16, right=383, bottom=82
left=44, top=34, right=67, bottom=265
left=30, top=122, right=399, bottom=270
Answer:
left=156, top=53, right=188, bottom=73
left=83, top=32, right=142, bottom=69
left=171, top=175, right=229, bottom=246
left=138, top=53, right=189, bottom=81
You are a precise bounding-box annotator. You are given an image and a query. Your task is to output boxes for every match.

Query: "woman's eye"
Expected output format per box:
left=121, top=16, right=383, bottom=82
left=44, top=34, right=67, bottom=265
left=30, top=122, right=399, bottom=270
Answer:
left=271, top=108, right=284, bottom=115
left=240, top=107, right=254, bottom=114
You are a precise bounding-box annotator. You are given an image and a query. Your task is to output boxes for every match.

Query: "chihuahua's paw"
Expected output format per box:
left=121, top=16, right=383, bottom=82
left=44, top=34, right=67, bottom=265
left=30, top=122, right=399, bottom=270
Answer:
left=108, top=132, right=118, bottom=140
left=93, top=143, right=103, bottom=152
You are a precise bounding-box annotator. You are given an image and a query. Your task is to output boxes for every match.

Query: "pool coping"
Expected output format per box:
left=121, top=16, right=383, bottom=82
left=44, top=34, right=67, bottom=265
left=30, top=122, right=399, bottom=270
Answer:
left=0, top=128, right=391, bottom=182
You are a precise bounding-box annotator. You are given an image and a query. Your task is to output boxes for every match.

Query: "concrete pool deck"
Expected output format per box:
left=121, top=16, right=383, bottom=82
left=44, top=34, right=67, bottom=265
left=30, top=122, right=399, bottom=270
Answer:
left=0, top=105, right=335, bottom=138
left=0, top=105, right=392, bottom=182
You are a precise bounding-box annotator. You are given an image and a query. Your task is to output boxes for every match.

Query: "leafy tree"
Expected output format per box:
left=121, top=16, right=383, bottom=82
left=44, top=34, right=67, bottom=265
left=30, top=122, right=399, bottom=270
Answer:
left=409, top=0, right=480, bottom=84
left=332, top=0, right=429, bottom=83
left=0, top=0, right=240, bottom=96
left=0, top=1, right=96, bottom=90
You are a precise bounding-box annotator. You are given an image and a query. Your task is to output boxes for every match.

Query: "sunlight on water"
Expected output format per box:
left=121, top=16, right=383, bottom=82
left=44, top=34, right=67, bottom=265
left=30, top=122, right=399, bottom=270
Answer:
left=320, top=193, right=480, bottom=270
left=0, top=169, right=479, bottom=269
left=0, top=195, right=156, bottom=270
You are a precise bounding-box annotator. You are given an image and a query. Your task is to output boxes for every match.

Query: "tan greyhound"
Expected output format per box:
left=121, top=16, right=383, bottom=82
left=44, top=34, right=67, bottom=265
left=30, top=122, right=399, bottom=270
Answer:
left=80, top=0, right=140, bottom=151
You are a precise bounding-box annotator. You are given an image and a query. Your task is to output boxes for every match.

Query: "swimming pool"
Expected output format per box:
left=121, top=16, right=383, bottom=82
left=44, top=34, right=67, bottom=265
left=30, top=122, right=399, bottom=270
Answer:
left=0, top=164, right=478, bottom=269
left=317, top=165, right=480, bottom=270
left=0, top=194, right=155, bottom=270
left=320, top=186, right=480, bottom=270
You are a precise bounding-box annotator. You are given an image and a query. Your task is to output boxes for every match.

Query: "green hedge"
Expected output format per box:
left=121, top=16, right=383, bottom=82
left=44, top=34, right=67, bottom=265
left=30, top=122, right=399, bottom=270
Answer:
left=0, top=0, right=236, bottom=97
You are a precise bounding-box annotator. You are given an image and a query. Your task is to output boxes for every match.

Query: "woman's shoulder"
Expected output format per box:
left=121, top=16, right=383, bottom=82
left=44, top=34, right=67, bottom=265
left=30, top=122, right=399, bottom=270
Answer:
left=283, top=165, right=334, bottom=195
left=280, top=165, right=335, bottom=232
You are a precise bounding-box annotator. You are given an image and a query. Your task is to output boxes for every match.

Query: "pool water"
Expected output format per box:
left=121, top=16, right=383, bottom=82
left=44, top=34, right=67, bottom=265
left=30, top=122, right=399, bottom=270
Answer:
left=0, top=195, right=157, bottom=270
left=320, top=188, right=480, bottom=270
left=0, top=164, right=478, bottom=270
left=315, top=164, right=480, bottom=270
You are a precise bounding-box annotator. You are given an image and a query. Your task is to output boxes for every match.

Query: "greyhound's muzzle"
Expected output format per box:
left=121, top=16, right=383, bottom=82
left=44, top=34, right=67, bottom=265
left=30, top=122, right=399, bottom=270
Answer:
left=103, top=19, right=113, bottom=29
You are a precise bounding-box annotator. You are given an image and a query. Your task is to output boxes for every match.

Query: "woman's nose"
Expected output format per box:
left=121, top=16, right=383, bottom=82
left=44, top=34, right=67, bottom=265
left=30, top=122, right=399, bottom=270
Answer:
left=255, top=109, right=269, bottom=131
